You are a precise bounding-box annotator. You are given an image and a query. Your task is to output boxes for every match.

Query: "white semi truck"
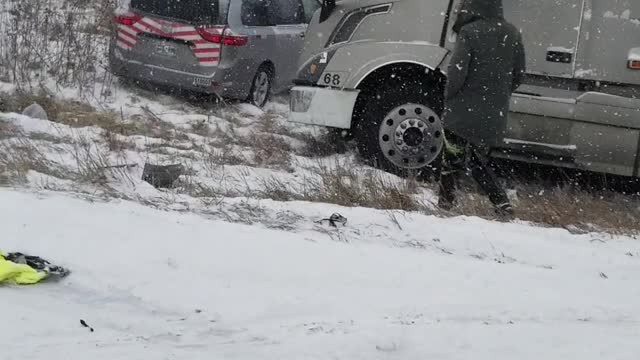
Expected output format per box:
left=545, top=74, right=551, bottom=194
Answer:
left=289, top=0, right=640, bottom=178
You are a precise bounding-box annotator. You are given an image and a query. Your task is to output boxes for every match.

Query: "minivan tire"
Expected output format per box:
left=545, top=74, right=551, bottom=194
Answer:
left=354, top=78, right=444, bottom=179
left=247, top=66, right=272, bottom=108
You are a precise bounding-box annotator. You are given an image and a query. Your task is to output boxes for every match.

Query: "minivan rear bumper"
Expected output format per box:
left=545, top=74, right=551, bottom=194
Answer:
left=110, top=45, right=223, bottom=95
left=288, top=86, right=360, bottom=129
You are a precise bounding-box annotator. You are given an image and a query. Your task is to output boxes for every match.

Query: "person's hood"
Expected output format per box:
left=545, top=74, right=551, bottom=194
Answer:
left=452, top=0, right=504, bottom=33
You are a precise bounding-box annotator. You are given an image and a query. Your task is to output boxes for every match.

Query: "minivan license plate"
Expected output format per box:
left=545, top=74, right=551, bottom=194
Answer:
left=155, top=44, right=177, bottom=58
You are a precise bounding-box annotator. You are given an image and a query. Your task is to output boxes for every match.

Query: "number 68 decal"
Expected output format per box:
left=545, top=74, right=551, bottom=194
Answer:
left=321, top=72, right=346, bottom=87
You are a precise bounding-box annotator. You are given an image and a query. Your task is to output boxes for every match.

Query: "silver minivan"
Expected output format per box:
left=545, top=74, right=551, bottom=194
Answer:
left=109, top=0, right=320, bottom=107
left=290, top=0, right=640, bottom=179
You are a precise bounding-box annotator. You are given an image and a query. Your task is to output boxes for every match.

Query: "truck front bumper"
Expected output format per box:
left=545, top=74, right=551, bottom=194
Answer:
left=288, top=86, right=360, bottom=129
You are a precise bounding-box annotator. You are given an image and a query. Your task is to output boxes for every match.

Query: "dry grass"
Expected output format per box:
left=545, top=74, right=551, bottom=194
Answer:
left=249, top=133, right=293, bottom=171
left=0, top=127, right=126, bottom=187
left=207, top=119, right=292, bottom=170
left=203, top=145, right=247, bottom=170
left=294, top=132, right=343, bottom=158
left=257, top=112, right=289, bottom=135
left=0, top=168, right=8, bottom=185
left=447, top=178, right=640, bottom=234
left=256, top=112, right=348, bottom=158
left=0, top=136, right=66, bottom=183
left=68, top=138, right=112, bottom=185
left=190, top=120, right=211, bottom=137
left=1, top=91, right=122, bottom=127
left=246, top=161, right=424, bottom=211
left=104, top=131, right=135, bottom=152
left=27, top=131, right=73, bottom=144
left=1, top=91, right=194, bottom=145
left=515, top=187, right=640, bottom=234
left=0, top=119, right=19, bottom=139
left=208, top=122, right=239, bottom=148
left=175, top=179, right=222, bottom=207
left=289, top=127, right=353, bottom=158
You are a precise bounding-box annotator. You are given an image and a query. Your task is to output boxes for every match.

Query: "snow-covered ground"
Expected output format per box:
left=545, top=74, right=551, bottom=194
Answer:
left=2, top=56, right=640, bottom=359
left=2, top=189, right=640, bottom=359
left=1, top=76, right=439, bottom=229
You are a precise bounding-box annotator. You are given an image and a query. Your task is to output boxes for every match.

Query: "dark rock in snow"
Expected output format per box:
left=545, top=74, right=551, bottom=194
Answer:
left=142, top=163, right=184, bottom=188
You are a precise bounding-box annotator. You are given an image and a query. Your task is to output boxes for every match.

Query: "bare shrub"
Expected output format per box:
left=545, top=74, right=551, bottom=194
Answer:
left=0, top=0, right=116, bottom=92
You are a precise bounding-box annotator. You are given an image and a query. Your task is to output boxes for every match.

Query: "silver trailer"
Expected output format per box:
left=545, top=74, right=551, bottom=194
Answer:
left=289, top=0, right=640, bottom=178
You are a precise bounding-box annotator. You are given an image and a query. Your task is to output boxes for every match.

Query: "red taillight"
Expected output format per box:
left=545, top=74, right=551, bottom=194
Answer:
left=628, top=60, right=640, bottom=70
left=196, top=27, right=248, bottom=46
left=196, top=27, right=223, bottom=43
left=221, top=29, right=249, bottom=46
left=113, top=11, right=142, bottom=26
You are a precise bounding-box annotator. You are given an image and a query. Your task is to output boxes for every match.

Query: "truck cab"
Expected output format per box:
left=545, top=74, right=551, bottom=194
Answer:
left=289, top=0, right=640, bottom=178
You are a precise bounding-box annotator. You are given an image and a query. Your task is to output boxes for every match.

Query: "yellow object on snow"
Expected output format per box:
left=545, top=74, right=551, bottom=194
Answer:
left=0, top=250, right=47, bottom=285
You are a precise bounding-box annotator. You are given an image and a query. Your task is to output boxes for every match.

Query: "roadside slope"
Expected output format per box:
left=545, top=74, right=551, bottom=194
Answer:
left=1, top=189, right=639, bottom=359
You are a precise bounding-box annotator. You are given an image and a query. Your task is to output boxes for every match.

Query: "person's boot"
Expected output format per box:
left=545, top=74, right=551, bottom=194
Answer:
left=494, top=202, right=515, bottom=219
left=437, top=196, right=454, bottom=211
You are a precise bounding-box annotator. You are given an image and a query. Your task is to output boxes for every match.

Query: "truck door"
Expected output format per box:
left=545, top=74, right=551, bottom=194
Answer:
left=574, top=0, right=640, bottom=85
left=503, top=0, right=585, bottom=79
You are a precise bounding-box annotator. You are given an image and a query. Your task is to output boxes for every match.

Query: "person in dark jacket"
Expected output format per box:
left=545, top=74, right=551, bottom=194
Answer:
left=438, top=0, right=526, bottom=216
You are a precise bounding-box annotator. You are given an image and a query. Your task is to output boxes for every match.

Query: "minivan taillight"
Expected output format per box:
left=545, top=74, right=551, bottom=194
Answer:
left=196, top=27, right=248, bottom=46
left=628, top=60, right=640, bottom=70
left=113, top=11, right=142, bottom=26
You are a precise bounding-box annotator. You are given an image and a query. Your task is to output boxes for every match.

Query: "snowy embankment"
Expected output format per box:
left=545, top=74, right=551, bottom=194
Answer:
left=2, top=189, right=640, bottom=359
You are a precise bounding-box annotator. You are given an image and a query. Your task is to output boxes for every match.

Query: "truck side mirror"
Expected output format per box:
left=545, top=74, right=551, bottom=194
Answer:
left=319, top=0, right=335, bottom=23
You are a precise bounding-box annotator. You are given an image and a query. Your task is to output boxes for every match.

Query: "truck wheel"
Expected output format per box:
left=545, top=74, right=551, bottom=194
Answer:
left=354, top=81, right=444, bottom=177
left=247, top=66, right=272, bottom=108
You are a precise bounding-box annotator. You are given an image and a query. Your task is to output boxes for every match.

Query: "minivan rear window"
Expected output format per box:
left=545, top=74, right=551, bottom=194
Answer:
left=131, top=0, right=221, bottom=24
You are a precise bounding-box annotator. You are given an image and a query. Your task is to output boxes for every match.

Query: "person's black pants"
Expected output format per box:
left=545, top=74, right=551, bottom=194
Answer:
left=438, top=132, right=509, bottom=207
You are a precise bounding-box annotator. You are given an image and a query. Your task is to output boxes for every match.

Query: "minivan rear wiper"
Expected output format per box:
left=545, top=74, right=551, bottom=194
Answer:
left=320, top=0, right=336, bottom=23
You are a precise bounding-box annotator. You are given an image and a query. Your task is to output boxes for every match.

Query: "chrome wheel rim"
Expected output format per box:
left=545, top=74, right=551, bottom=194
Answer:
left=378, top=103, right=444, bottom=169
left=252, top=71, right=269, bottom=106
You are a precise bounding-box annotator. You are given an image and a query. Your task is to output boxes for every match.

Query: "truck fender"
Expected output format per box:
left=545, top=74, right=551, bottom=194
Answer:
left=321, top=41, right=449, bottom=89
